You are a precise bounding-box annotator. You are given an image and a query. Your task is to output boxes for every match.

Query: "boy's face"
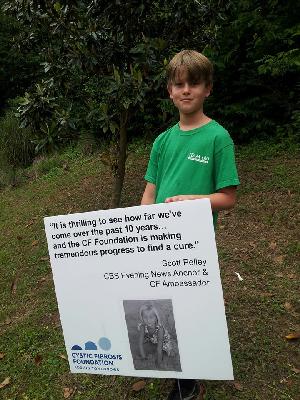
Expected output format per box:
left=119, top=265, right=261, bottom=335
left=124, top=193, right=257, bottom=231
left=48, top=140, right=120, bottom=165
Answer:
left=142, top=309, right=157, bottom=327
left=168, top=68, right=211, bottom=116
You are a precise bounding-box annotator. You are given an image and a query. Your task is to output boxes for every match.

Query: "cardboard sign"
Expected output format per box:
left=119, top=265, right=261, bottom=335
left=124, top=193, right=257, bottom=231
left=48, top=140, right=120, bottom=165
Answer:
left=44, top=199, right=233, bottom=379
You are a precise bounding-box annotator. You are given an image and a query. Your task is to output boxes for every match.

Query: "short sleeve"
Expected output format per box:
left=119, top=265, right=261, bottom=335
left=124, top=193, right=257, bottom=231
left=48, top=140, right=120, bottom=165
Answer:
left=214, top=144, right=240, bottom=191
left=144, top=141, right=159, bottom=184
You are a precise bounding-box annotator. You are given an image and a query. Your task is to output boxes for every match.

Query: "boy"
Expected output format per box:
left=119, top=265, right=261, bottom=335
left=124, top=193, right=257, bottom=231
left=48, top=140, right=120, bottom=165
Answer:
left=141, top=50, right=240, bottom=399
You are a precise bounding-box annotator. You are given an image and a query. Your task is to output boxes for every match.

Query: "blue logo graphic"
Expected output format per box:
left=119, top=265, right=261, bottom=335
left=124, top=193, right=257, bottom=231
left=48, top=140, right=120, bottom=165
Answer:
left=71, top=337, right=112, bottom=351
left=71, top=345, right=82, bottom=350
left=85, top=341, right=97, bottom=350
left=99, top=337, right=111, bottom=351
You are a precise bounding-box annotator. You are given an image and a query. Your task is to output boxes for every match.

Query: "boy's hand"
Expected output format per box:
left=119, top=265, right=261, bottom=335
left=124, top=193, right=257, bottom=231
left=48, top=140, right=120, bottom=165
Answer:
left=165, top=187, right=237, bottom=211
left=165, top=195, right=200, bottom=202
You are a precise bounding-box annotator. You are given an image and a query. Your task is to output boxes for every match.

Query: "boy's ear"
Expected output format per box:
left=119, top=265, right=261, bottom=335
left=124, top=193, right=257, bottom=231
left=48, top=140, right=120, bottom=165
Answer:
left=205, top=84, right=213, bottom=97
left=167, top=83, right=173, bottom=99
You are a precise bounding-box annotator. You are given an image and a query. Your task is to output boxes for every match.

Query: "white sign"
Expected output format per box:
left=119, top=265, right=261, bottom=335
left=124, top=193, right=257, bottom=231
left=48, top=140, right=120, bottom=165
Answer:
left=44, top=199, right=233, bottom=380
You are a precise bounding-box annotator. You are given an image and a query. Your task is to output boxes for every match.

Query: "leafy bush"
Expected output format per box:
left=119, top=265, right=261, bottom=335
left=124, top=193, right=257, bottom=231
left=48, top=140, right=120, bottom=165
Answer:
left=30, top=156, right=64, bottom=177
left=0, top=111, right=34, bottom=170
left=0, top=111, right=34, bottom=186
left=204, top=0, right=299, bottom=143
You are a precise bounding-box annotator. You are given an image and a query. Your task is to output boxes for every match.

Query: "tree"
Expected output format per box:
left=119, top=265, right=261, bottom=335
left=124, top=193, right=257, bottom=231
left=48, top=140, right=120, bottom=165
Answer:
left=3, top=0, right=220, bottom=206
left=0, top=0, right=40, bottom=112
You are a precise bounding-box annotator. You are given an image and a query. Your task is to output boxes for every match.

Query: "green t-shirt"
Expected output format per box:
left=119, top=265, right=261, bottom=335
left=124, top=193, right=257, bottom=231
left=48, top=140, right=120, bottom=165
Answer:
left=144, top=120, right=240, bottom=227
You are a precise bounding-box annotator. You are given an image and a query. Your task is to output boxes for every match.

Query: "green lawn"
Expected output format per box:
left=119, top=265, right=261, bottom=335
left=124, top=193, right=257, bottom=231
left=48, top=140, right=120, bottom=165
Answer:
left=0, top=142, right=299, bottom=399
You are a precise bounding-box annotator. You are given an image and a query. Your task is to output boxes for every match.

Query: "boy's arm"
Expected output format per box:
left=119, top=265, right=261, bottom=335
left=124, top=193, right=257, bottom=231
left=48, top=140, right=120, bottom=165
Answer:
left=165, top=186, right=237, bottom=211
left=141, top=182, right=156, bottom=205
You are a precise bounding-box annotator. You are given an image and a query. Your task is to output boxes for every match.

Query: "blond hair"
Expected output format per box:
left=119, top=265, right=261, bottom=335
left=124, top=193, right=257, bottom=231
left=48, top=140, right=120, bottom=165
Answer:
left=167, top=50, right=213, bottom=87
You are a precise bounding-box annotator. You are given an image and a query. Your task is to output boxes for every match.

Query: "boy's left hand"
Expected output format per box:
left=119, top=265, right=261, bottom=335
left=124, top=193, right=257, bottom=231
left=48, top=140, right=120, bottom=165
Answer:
left=165, top=187, right=237, bottom=211
left=165, top=195, right=201, bottom=202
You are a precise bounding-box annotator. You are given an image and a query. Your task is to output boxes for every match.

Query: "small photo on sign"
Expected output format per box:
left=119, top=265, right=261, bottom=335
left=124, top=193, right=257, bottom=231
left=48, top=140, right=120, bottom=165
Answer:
left=123, top=299, right=181, bottom=372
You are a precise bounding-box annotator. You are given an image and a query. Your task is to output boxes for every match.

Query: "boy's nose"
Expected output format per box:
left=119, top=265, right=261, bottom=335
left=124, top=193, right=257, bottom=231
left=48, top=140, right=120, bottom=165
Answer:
left=182, top=83, right=191, bottom=93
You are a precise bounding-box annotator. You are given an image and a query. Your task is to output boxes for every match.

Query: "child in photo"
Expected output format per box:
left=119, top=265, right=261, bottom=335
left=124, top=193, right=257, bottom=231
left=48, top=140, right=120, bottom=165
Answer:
left=138, top=303, right=173, bottom=369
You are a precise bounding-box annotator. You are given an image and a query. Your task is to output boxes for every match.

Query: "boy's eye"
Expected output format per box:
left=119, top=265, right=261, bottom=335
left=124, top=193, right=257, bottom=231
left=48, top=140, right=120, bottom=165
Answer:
left=190, top=81, right=200, bottom=86
left=173, top=81, right=200, bottom=87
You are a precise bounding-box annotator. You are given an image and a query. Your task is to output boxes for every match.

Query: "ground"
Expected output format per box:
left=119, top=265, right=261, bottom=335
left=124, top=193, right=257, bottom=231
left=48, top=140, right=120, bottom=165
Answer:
left=0, top=141, right=299, bottom=399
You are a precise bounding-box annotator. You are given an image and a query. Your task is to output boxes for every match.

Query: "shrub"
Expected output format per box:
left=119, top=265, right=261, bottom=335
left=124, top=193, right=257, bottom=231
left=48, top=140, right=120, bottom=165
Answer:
left=0, top=111, right=34, bottom=185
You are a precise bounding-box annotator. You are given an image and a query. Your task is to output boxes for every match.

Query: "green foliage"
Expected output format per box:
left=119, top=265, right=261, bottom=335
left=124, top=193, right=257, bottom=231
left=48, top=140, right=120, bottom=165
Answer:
left=2, top=0, right=219, bottom=146
left=204, top=0, right=300, bottom=142
left=0, top=1, right=40, bottom=111
left=0, top=110, right=34, bottom=168
left=27, top=144, right=96, bottom=181
left=257, top=48, right=300, bottom=77
left=84, top=61, right=159, bottom=151
left=2, top=0, right=298, bottom=152
left=77, top=130, right=101, bottom=155
left=31, top=156, right=63, bottom=177
left=16, top=79, right=77, bottom=153
left=237, top=136, right=300, bottom=162
left=0, top=110, right=34, bottom=186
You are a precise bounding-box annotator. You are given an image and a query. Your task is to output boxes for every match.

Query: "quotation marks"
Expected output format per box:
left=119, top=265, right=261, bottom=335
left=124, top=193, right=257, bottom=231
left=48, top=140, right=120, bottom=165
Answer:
left=71, top=337, right=111, bottom=351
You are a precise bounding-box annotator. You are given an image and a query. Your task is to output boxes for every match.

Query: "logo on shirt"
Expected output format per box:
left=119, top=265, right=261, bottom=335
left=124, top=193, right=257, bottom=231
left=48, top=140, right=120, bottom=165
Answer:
left=187, top=153, right=210, bottom=164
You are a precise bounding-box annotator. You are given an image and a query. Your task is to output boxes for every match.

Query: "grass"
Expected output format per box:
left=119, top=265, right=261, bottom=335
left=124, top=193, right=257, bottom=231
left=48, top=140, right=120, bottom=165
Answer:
left=0, top=140, right=299, bottom=399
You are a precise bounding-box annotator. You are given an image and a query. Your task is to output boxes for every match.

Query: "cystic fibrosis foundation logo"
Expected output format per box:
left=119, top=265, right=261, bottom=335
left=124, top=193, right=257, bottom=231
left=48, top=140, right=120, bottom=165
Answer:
left=71, top=337, right=111, bottom=351
left=187, top=152, right=209, bottom=164
left=71, top=337, right=122, bottom=372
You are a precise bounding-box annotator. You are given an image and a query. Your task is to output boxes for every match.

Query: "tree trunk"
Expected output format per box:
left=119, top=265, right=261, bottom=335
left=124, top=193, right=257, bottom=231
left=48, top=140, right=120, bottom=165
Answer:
left=110, top=110, right=128, bottom=208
